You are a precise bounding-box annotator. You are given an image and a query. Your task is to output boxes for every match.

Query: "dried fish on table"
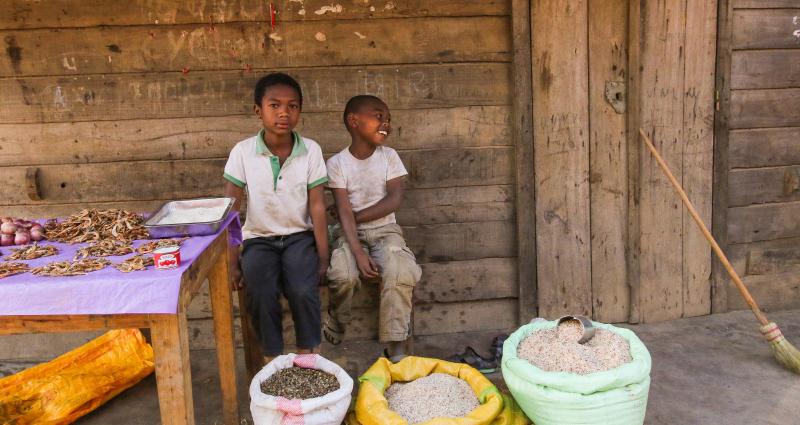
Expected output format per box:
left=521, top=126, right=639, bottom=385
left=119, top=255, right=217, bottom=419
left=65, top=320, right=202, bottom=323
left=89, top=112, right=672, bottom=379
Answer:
left=136, top=238, right=188, bottom=254
left=74, top=240, right=134, bottom=261
left=0, top=262, right=30, bottom=279
left=4, top=243, right=59, bottom=261
left=31, top=258, right=110, bottom=277
left=113, top=255, right=154, bottom=273
left=45, top=209, right=148, bottom=244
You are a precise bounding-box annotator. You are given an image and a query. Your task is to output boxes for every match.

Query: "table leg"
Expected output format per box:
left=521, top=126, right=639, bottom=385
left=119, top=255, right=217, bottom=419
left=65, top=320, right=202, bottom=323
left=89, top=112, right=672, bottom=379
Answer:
left=151, top=313, right=195, bottom=425
left=209, top=248, right=241, bottom=425
left=237, top=290, right=264, bottom=379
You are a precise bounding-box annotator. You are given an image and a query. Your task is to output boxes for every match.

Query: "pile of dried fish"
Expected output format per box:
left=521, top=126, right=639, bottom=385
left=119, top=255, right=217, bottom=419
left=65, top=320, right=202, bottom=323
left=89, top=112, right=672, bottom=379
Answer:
left=137, top=238, right=187, bottom=254
left=0, top=262, right=30, bottom=279
left=113, top=255, right=154, bottom=273
left=31, top=258, right=110, bottom=277
left=74, top=240, right=134, bottom=260
left=45, top=209, right=148, bottom=244
left=4, top=243, right=59, bottom=261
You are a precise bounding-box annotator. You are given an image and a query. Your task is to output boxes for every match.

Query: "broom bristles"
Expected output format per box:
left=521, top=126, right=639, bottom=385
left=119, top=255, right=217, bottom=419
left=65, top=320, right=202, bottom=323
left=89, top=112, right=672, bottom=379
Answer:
left=760, top=322, right=800, bottom=374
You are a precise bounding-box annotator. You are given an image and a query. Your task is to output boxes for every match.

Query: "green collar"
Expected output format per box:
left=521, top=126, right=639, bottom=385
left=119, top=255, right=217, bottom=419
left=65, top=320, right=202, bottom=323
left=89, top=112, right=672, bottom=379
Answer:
left=256, top=130, right=307, bottom=158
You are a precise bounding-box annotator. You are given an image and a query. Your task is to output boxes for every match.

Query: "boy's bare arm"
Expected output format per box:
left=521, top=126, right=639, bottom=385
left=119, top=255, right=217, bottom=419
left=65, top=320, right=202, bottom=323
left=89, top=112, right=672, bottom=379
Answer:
left=353, top=176, right=406, bottom=224
left=224, top=181, right=245, bottom=290
left=308, top=185, right=330, bottom=285
left=332, top=188, right=380, bottom=279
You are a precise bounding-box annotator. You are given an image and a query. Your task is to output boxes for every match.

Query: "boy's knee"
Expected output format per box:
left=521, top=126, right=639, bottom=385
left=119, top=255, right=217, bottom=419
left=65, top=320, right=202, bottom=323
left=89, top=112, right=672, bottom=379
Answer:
left=327, top=247, right=360, bottom=285
left=381, top=246, right=422, bottom=286
left=284, top=281, right=317, bottom=302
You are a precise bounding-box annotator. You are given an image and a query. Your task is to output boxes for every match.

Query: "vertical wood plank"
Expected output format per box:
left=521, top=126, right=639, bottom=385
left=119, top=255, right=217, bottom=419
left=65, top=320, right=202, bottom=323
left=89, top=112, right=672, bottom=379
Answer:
left=588, top=0, right=629, bottom=323
left=626, top=0, right=644, bottom=324
left=712, top=0, right=733, bottom=314
left=635, top=0, right=687, bottom=322
left=682, top=0, right=717, bottom=317
left=513, top=0, right=537, bottom=323
left=151, top=313, right=195, bottom=425
left=533, top=0, right=592, bottom=318
left=208, top=233, right=240, bottom=425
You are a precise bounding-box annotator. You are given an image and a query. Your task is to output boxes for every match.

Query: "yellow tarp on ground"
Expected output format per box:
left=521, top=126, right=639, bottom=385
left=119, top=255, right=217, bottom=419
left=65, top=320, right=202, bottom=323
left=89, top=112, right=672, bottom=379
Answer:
left=0, top=329, right=154, bottom=425
left=348, top=356, right=529, bottom=425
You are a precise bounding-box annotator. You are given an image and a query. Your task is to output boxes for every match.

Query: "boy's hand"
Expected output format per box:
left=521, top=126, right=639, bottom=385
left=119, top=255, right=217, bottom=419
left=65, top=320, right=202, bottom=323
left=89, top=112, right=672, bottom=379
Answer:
left=230, top=265, right=245, bottom=291
left=317, top=261, right=328, bottom=286
left=355, top=250, right=380, bottom=280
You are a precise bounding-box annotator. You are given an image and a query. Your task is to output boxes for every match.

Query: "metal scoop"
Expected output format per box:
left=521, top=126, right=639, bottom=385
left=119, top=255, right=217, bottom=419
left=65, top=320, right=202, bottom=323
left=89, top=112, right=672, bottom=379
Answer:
left=556, top=315, right=596, bottom=344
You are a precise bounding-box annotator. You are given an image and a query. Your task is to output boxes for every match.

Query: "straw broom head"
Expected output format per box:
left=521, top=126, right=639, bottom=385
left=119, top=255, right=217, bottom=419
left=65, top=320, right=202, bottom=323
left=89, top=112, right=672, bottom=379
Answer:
left=761, top=323, right=800, bottom=374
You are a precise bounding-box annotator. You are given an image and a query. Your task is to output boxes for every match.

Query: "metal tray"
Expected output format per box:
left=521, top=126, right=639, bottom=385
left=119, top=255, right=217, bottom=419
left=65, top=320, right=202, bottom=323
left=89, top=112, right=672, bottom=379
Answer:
left=144, top=197, right=235, bottom=239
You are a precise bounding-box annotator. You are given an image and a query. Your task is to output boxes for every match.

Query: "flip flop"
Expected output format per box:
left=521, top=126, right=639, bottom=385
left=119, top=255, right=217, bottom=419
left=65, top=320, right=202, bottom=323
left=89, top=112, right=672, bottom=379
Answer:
left=448, top=346, right=497, bottom=373
left=322, top=319, right=344, bottom=346
left=490, top=334, right=509, bottom=363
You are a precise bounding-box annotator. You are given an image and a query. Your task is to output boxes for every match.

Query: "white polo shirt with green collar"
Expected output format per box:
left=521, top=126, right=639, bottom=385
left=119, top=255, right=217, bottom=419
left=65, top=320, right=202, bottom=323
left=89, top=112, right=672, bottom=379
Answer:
left=224, top=130, right=328, bottom=239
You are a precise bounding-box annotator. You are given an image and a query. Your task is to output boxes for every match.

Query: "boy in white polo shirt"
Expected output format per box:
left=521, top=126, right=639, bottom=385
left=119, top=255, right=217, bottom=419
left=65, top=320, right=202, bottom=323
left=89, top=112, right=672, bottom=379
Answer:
left=223, top=73, right=329, bottom=362
left=325, top=95, right=422, bottom=362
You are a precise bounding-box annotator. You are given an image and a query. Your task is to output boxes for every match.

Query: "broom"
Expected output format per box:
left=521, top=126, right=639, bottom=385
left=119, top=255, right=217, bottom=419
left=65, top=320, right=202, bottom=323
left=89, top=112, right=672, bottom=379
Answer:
left=639, top=128, right=800, bottom=374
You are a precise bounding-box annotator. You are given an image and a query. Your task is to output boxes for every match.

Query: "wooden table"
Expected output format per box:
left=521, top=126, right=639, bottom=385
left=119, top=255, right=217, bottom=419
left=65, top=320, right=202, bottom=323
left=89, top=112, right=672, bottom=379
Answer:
left=0, top=230, right=239, bottom=425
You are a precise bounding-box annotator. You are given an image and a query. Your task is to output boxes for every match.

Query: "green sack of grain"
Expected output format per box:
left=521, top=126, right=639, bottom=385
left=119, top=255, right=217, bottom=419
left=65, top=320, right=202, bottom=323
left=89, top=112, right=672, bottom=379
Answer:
left=501, top=320, right=651, bottom=425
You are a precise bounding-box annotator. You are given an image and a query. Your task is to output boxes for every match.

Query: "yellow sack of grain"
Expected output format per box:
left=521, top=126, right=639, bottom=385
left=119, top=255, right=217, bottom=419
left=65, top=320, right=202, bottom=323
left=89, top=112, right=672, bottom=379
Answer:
left=348, top=356, right=528, bottom=425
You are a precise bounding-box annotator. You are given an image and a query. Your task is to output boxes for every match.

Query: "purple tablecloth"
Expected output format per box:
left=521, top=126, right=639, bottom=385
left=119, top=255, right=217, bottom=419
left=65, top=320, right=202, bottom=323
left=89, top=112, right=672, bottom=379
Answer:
left=0, top=212, right=241, bottom=316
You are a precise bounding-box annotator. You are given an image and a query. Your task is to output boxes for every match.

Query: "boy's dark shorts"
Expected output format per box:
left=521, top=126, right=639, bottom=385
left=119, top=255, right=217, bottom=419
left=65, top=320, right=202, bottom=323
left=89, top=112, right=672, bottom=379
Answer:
left=240, top=231, right=321, bottom=356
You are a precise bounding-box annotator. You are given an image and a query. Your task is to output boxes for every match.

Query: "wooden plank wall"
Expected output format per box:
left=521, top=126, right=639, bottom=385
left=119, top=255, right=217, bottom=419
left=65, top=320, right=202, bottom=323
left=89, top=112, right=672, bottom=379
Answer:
left=533, top=0, right=718, bottom=323
left=717, top=0, right=800, bottom=312
left=0, top=0, right=518, bottom=352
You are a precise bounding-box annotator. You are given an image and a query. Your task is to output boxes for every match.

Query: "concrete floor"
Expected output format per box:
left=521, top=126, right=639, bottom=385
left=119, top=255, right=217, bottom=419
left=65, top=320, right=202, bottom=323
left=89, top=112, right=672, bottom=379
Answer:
left=2, top=309, right=799, bottom=425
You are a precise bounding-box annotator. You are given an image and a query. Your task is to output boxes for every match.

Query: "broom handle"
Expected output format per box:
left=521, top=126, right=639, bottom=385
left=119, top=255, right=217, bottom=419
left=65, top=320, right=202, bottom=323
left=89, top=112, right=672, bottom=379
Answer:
left=638, top=129, right=769, bottom=326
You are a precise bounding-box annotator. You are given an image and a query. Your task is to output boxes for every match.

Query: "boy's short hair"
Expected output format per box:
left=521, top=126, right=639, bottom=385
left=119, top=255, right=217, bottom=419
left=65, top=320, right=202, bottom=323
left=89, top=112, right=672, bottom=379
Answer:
left=254, top=73, right=303, bottom=107
left=343, top=95, right=386, bottom=129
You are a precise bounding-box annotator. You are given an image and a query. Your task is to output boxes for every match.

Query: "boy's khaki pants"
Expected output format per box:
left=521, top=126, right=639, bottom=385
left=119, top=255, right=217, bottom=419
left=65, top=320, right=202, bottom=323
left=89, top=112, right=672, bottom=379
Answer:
left=326, top=223, right=422, bottom=342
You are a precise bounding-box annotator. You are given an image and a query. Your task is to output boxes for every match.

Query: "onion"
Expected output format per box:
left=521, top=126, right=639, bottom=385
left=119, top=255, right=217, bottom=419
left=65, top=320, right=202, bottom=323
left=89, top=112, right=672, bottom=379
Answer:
left=0, top=222, right=17, bottom=235
left=1, top=234, right=13, bottom=246
left=14, top=230, right=30, bottom=245
left=0, top=217, right=11, bottom=223
left=30, top=227, right=44, bottom=241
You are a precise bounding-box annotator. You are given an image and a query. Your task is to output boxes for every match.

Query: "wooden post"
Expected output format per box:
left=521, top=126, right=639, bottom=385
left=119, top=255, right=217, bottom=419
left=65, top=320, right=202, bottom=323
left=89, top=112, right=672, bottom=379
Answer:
left=712, top=0, right=733, bottom=314
left=208, top=234, right=240, bottom=425
left=238, top=290, right=263, bottom=379
left=151, top=313, right=195, bottom=425
left=512, top=0, right=536, bottom=323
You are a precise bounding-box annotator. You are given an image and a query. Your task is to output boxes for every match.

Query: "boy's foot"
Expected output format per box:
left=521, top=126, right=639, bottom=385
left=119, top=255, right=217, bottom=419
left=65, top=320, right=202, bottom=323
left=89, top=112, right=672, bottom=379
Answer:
left=322, top=318, right=344, bottom=345
left=382, top=348, right=408, bottom=363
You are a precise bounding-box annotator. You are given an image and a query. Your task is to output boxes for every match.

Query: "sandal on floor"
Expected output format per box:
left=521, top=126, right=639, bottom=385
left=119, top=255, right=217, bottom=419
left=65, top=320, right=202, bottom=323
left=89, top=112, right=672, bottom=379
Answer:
left=322, top=319, right=344, bottom=346
left=490, top=334, right=509, bottom=363
left=448, top=346, right=498, bottom=373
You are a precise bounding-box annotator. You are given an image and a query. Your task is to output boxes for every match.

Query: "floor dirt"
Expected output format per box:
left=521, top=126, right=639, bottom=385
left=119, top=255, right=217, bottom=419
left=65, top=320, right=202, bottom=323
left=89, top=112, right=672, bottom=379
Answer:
left=2, top=309, right=798, bottom=425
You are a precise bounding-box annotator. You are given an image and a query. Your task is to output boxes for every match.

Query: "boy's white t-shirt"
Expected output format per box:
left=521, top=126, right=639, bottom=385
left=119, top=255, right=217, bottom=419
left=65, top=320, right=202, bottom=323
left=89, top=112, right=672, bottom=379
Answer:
left=326, top=146, right=408, bottom=230
left=223, top=131, right=328, bottom=239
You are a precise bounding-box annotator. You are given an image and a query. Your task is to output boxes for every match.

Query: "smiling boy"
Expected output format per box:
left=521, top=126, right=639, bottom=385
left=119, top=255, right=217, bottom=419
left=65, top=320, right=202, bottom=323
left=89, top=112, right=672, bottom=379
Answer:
left=324, top=95, right=422, bottom=361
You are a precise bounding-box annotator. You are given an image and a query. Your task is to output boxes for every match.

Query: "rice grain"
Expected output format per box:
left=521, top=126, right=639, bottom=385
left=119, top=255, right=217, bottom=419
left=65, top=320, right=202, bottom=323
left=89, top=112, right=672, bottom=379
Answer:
left=385, top=373, right=479, bottom=424
left=517, top=320, right=632, bottom=374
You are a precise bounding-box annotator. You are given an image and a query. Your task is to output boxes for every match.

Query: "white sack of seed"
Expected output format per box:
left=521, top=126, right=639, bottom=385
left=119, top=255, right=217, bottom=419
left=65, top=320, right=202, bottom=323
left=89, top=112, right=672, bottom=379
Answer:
left=385, top=373, right=479, bottom=424
left=517, top=320, right=632, bottom=374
